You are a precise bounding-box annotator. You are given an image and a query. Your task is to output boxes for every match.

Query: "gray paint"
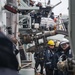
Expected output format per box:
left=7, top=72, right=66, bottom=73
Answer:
left=69, top=0, right=75, bottom=58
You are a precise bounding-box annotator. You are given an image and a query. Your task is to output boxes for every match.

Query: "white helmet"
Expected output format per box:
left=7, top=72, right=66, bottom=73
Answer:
left=60, top=38, right=69, bottom=45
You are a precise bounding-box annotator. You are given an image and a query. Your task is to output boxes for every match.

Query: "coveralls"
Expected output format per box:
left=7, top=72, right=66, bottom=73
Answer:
left=54, top=46, right=73, bottom=75
left=34, top=50, right=45, bottom=74
left=44, top=47, right=56, bottom=75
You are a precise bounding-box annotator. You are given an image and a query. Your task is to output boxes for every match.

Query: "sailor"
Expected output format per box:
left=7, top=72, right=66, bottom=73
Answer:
left=11, top=37, right=19, bottom=55
left=44, top=40, right=56, bottom=75
left=34, top=49, right=45, bottom=75
left=50, top=12, right=55, bottom=20
left=30, top=11, right=35, bottom=24
left=54, top=38, right=73, bottom=75
left=0, top=31, right=20, bottom=75
left=34, top=11, right=42, bottom=25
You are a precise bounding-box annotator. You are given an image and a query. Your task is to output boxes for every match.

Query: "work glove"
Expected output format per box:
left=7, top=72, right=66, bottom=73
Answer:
left=57, top=60, right=67, bottom=71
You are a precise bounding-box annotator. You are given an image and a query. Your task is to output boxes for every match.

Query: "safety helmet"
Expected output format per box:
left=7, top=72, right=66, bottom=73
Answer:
left=47, top=40, right=55, bottom=45
left=60, top=38, right=69, bottom=45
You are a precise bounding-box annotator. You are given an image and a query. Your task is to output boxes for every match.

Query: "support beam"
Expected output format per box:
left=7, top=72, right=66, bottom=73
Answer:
left=18, top=0, right=39, bottom=10
left=69, top=0, right=75, bottom=58
left=18, top=6, right=39, bottom=10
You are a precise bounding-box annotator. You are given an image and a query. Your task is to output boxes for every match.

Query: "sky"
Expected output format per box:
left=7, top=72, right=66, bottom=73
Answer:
left=33, top=0, right=69, bottom=16
left=51, top=0, right=69, bottom=15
